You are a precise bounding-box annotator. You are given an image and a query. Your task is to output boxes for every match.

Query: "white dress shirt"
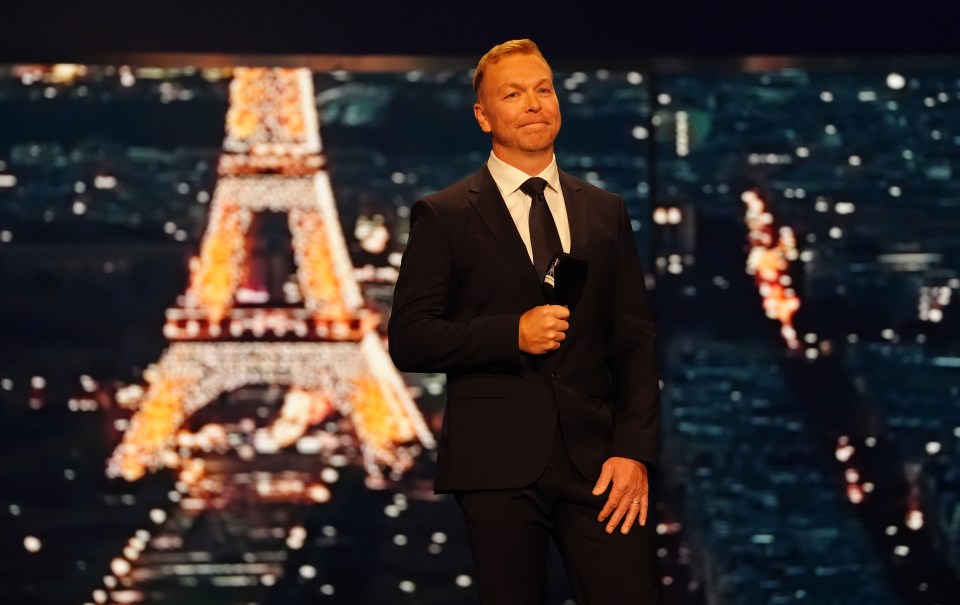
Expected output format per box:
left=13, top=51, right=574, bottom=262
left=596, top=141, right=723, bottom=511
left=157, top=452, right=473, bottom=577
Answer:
left=486, top=151, right=571, bottom=264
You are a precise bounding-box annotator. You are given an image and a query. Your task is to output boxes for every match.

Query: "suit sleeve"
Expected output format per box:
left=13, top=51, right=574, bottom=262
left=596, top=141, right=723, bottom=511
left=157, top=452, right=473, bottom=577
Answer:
left=388, top=199, right=523, bottom=373
left=607, top=196, right=661, bottom=472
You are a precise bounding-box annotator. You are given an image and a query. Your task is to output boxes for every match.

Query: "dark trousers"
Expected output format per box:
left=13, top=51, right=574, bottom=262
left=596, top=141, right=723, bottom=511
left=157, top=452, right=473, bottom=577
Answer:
left=454, top=428, right=660, bottom=605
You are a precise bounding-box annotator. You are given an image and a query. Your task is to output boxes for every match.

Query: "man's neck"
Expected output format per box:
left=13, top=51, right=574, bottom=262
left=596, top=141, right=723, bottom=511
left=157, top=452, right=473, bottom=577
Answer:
left=491, top=145, right=554, bottom=177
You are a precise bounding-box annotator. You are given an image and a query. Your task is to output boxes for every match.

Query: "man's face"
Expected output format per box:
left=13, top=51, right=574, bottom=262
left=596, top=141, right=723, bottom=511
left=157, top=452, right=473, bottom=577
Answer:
left=474, top=53, right=561, bottom=158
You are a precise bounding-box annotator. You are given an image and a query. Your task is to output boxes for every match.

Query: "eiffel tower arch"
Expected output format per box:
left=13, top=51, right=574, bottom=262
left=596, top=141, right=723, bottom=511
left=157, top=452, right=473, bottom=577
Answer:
left=108, top=67, right=434, bottom=491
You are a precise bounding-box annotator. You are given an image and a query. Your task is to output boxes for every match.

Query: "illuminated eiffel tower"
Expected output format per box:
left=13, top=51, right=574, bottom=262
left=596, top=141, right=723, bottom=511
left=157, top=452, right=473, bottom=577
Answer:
left=108, top=67, right=434, bottom=492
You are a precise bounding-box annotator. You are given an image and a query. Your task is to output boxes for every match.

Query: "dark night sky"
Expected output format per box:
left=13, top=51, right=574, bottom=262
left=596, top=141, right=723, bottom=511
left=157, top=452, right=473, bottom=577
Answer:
left=2, top=0, right=958, bottom=60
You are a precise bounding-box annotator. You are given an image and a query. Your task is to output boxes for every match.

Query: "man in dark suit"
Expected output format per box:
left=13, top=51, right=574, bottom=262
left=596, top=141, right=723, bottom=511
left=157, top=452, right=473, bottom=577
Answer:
left=388, top=39, right=660, bottom=604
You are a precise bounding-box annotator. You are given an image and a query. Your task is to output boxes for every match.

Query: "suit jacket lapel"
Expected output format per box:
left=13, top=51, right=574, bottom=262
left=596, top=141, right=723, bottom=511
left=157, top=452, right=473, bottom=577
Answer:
left=559, top=171, right=589, bottom=258
left=468, top=167, right=541, bottom=286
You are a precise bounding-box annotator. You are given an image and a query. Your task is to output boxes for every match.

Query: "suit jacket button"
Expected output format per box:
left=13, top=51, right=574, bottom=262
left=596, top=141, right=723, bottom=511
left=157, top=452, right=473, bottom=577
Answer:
left=551, top=373, right=560, bottom=380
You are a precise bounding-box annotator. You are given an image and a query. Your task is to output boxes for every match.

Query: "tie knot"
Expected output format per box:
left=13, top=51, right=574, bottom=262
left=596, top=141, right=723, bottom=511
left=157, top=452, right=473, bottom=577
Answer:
left=520, top=177, right=548, bottom=198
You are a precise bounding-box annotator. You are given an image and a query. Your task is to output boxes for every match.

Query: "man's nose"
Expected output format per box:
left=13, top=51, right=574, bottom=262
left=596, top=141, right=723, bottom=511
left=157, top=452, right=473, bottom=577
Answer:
left=523, top=92, right=541, bottom=111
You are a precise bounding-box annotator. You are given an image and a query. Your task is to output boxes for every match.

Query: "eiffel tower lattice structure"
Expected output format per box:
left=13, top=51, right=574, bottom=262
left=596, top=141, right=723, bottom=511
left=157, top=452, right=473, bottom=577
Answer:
left=108, top=67, right=435, bottom=491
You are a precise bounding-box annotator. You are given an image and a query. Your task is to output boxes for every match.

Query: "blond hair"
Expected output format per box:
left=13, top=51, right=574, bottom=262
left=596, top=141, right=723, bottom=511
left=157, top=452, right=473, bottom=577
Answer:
left=473, top=39, right=552, bottom=99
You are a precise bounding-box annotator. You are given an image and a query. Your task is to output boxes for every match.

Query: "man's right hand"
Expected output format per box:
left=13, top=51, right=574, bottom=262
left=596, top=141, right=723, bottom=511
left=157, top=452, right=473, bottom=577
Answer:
left=519, top=305, right=570, bottom=355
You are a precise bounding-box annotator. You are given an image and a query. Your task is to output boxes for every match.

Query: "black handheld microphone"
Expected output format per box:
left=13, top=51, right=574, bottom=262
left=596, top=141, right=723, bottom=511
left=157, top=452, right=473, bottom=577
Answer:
left=542, top=253, right=588, bottom=308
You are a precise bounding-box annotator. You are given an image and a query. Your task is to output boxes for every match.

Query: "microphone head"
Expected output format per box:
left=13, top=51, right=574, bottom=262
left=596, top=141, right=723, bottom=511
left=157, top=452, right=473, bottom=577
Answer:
left=543, top=253, right=588, bottom=308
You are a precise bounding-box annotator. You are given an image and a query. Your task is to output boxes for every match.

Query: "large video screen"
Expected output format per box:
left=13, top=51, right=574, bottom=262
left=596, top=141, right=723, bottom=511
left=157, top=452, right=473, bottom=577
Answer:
left=0, top=58, right=957, bottom=605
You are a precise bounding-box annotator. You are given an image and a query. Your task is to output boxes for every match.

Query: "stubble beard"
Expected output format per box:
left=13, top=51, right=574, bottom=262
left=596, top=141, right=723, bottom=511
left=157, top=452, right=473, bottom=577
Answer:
left=516, top=126, right=558, bottom=154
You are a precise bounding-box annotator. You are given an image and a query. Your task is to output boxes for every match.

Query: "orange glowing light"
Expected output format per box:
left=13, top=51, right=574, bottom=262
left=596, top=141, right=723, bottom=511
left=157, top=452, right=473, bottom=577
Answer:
left=742, top=190, right=802, bottom=349
left=225, top=68, right=316, bottom=154
left=349, top=376, right=419, bottom=467
left=114, top=375, right=191, bottom=481
left=290, top=209, right=348, bottom=320
left=847, top=483, right=864, bottom=504
left=186, top=203, right=249, bottom=323
left=270, top=388, right=333, bottom=448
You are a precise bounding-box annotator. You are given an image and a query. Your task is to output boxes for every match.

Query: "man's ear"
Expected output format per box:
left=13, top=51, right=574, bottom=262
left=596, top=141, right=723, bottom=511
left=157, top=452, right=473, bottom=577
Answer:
left=474, top=103, right=492, bottom=133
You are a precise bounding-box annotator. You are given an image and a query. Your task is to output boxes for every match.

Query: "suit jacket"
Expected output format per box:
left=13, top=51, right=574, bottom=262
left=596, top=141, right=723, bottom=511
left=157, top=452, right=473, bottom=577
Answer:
left=388, top=165, right=660, bottom=492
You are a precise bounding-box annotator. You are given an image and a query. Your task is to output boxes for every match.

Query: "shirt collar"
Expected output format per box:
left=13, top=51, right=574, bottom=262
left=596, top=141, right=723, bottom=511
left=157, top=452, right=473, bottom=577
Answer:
left=486, top=151, right=560, bottom=197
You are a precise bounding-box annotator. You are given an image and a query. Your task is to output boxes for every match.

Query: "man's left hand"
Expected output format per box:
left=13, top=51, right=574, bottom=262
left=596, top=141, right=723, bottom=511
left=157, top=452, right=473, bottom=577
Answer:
left=592, top=457, right=649, bottom=534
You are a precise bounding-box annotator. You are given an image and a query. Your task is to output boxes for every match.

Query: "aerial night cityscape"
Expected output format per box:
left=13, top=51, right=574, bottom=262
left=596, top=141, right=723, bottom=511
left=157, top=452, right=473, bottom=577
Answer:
left=0, top=57, right=958, bottom=605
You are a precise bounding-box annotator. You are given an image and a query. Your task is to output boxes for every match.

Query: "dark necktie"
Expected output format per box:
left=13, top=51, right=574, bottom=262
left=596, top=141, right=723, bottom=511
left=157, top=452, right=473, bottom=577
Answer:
left=520, top=177, right=562, bottom=280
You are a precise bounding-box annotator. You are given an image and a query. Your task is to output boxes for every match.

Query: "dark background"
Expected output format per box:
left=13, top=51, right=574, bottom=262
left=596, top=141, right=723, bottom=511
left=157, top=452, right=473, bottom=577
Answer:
left=3, top=0, right=959, bottom=59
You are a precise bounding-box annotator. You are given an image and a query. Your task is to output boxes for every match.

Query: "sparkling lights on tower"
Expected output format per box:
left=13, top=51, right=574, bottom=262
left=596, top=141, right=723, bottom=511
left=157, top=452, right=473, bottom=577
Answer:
left=108, top=67, right=434, bottom=486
